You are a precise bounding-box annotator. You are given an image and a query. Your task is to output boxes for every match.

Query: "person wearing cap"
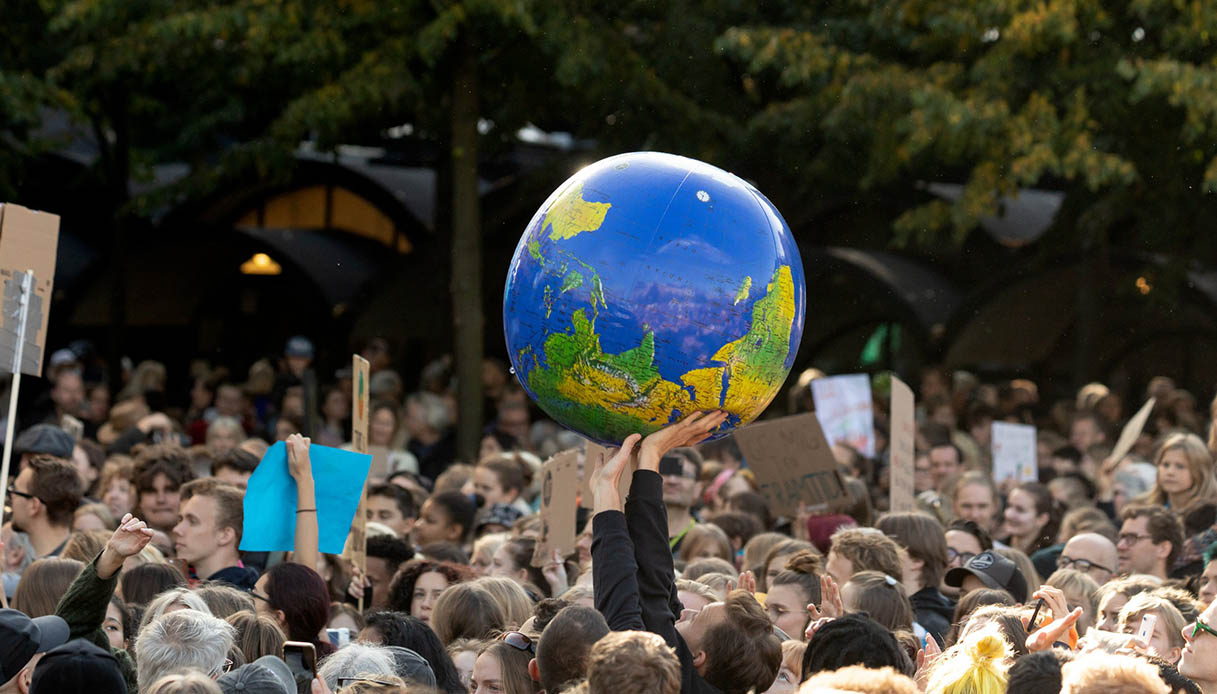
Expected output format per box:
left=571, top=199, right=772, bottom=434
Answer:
left=10, top=456, right=82, bottom=558
left=29, top=638, right=125, bottom=694
left=217, top=654, right=296, bottom=694
left=12, top=425, right=74, bottom=473
left=0, top=608, right=70, bottom=694
left=283, top=336, right=314, bottom=378
left=47, top=370, right=85, bottom=425
left=944, top=550, right=1030, bottom=603
left=475, top=503, right=525, bottom=537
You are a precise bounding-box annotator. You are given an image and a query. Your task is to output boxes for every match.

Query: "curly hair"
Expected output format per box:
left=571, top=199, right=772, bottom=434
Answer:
left=387, top=560, right=471, bottom=615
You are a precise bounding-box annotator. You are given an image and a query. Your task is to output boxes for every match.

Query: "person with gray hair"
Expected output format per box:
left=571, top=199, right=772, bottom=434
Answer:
left=317, top=643, right=397, bottom=692
left=136, top=587, right=213, bottom=637
left=135, top=610, right=236, bottom=689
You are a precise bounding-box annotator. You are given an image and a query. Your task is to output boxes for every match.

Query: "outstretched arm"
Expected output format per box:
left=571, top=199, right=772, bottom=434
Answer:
left=58, top=514, right=154, bottom=645
left=287, top=434, right=321, bottom=570
left=627, top=412, right=729, bottom=639
left=590, top=436, right=646, bottom=631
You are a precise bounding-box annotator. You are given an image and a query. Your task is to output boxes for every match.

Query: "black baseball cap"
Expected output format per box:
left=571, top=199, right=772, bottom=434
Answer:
left=13, top=425, right=74, bottom=459
left=0, top=610, right=70, bottom=685
left=945, top=550, right=1029, bottom=603
left=29, top=638, right=125, bottom=694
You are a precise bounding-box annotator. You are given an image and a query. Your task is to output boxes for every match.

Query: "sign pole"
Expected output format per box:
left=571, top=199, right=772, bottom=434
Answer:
left=0, top=270, right=34, bottom=529
left=349, top=355, right=371, bottom=611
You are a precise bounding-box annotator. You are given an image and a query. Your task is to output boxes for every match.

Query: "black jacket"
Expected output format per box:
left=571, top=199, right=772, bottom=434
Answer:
left=593, top=470, right=723, bottom=694
left=909, top=586, right=955, bottom=647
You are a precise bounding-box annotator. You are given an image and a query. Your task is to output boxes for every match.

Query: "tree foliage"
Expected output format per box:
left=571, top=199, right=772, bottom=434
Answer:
left=717, top=1, right=1217, bottom=261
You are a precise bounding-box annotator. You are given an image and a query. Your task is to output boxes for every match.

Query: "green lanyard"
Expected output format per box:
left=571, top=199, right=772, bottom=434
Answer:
left=670, top=518, right=696, bottom=551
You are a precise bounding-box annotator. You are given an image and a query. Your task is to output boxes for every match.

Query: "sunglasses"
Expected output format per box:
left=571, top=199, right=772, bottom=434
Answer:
left=1189, top=618, right=1217, bottom=640
left=498, top=631, right=535, bottom=654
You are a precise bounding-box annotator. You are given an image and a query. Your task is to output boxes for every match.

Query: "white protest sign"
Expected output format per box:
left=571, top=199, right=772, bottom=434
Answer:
left=991, top=421, right=1037, bottom=484
left=889, top=376, right=916, bottom=512
left=1109, top=398, right=1155, bottom=465
left=811, top=373, right=875, bottom=457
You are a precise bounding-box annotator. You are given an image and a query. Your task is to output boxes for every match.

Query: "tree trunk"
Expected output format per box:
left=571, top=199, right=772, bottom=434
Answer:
left=450, top=41, right=484, bottom=464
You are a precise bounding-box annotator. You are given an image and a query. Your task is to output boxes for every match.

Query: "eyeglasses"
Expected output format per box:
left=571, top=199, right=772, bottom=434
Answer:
left=1190, top=618, right=1217, bottom=640
left=249, top=591, right=272, bottom=605
left=7, top=488, right=37, bottom=502
left=1056, top=555, right=1113, bottom=575
left=498, top=631, right=535, bottom=654
left=338, top=675, right=400, bottom=687
left=947, top=549, right=976, bottom=565
left=223, top=659, right=233, bottom=673
left=1117, top=533, right=1155, bottom=546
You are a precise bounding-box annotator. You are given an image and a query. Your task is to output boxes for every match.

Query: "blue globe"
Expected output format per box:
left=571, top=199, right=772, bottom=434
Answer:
left=503, top=152, right=806, bottom=445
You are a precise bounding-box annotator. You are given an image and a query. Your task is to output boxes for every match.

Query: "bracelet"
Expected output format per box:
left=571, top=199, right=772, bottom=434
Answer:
left=296, top=508, right=317, bottom=514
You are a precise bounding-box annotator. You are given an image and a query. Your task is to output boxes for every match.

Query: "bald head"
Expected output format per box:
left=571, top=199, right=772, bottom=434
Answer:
left=1061, top=533, right=1118, bottom=584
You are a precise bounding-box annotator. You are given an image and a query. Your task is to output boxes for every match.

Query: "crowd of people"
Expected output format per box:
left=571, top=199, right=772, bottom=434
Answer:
left=1, top=336, right=1217, bottom=694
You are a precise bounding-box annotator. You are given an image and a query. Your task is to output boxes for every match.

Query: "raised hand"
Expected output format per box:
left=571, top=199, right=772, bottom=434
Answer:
left=638, top=411, right=729, bottom=472
left=737, top=570, right=757, bottom=595
left=590, top=434, right=641, bottom=514
left=98, top=513, right=156, bottom=579
left=819, top=574, right=844, bottom=619
left=542, top=549, right=569, bottom=596
left=915, top=634, right=941, bottom=690
left=287, top=433, right=313, bottom=481
left=1030, top=586, right=1070, bottom=627
left=1026, top=607, right=1083, bottom=652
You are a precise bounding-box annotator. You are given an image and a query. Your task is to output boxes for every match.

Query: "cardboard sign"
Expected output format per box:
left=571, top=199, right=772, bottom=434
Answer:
left=0, top=205, right=58, bottom=376
left=889, top=376, right=916, bottom=512
left=583, top=440, right=636, bottom=503
left=811, top=374, right=875, bottom=457
left=991, top=422, right=1037, bottom=484
left=532, top=449, right=580, bottom=567
left=1110, top=398, right=1155, bottom=465
left=733, top=413, right=851, bottom=517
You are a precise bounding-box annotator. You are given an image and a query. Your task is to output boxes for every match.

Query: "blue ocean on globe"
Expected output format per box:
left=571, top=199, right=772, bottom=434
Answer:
left=503, top=151, right=807, bottom=445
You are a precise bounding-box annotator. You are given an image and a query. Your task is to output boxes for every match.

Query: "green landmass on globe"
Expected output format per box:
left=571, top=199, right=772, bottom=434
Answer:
left=514, top=179, right=799, bottom=444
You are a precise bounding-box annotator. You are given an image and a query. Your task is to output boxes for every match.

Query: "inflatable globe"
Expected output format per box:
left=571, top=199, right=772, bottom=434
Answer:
left=503, top=152, right=806, bottom=445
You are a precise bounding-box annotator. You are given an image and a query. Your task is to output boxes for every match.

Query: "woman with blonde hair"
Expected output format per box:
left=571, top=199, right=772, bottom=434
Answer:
left=143, top=671, right=222, bottom=694
left=1135, top=432, right=1217, bottom=514
left=1116, top=592, right=1187, bottom=664
left=226, top=610, right=286, bottom=663
left=678, top=522, right=734, bottom=565
left=1044, top=569, right=1100, bottom=635
left=474, top=576, right=534, bottom=629
left=926, top=625, right=1011, bottom=694
left=430, top=583, right=507, bottom=645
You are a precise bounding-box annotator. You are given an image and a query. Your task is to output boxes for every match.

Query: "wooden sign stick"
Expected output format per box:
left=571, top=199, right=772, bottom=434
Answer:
left=349, top=355, right=371, bottom=611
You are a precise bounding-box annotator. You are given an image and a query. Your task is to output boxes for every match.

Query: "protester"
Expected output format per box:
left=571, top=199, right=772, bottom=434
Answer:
left=6, top=339, right=1217, bottom=694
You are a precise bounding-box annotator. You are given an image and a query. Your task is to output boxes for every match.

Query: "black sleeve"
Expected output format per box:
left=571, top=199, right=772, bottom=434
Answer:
left=624, top=469, right=684, bottom=639
left=592, top=510, right=645, bottom=631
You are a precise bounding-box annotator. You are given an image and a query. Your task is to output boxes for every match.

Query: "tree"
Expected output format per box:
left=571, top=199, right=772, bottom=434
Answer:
left=715, top=1, right=1217, bottom=378
left=1, top=0, right=752, bottom=460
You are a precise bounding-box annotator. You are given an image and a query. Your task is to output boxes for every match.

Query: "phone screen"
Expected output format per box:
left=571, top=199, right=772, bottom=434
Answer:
left=283, top=641, right=317, bottom=694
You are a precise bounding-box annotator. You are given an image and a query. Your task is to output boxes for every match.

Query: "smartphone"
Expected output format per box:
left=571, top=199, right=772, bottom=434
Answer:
left=283, top=641, right=317, bottom=694
left=326, top=627, right=350, bottom=649
left=1137, top=613, right=1159, bottom=647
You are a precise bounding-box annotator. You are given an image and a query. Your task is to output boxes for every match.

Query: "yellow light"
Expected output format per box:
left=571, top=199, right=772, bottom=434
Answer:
left=240, top=252, right=282, bottom=276
left=1135, top=276, right=1151, bottom=295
